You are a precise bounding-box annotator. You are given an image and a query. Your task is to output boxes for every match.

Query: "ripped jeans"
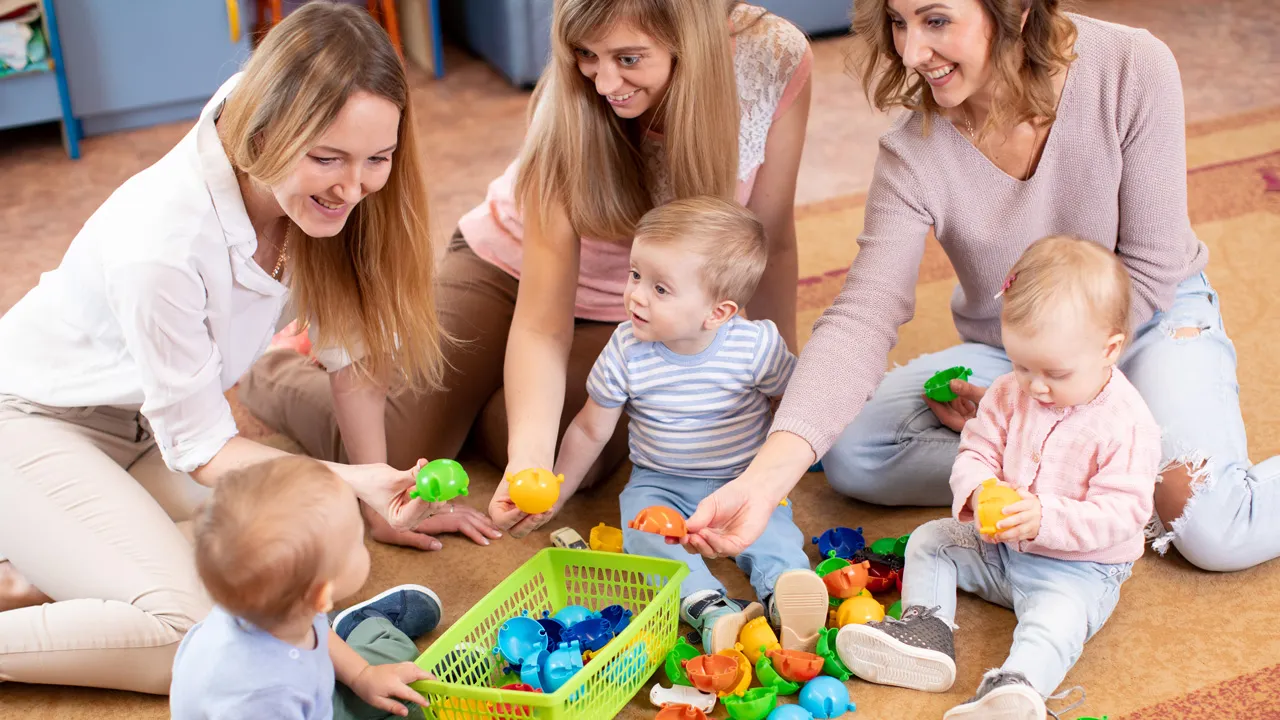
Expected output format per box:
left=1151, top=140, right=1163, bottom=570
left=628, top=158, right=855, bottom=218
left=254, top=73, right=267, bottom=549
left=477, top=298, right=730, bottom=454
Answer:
left=822, top=272, right=1280, bottom=572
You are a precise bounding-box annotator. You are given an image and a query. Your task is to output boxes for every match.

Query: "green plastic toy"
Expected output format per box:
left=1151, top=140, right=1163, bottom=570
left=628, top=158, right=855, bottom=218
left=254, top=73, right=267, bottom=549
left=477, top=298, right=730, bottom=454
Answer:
left=869, top=537, right=899, bottom=556
left=814, top=551, right=850, bottom=577
left=410, top=459, right=470, bottom=502
left=664, top=637, right=700, bottom=687
left=893, top=533, right=910, bottom=557
left=723, top=687, right=779, bottom=720
left=755, top=651, right=801, bottom=695
left=815, top=627, right=851, bottom=681
left=924, top=366, right=973, bottom=403
left=887, top=600, right=902, bottom=620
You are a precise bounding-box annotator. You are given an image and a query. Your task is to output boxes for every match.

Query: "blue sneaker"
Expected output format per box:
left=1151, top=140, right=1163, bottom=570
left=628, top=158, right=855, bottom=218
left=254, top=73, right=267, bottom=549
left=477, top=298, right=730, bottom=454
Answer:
left=333, top=584, right=442, bottom=641
left=680, top=591, right=763, bottom=655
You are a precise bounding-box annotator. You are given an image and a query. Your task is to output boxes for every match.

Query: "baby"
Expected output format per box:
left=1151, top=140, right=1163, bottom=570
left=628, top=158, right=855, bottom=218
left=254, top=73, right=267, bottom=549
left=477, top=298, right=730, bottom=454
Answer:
left=550, top=196, right=829, bottom=655
left=836, top=235, right=1161, bottom=720
left=171, top=456, right=443, bottom=719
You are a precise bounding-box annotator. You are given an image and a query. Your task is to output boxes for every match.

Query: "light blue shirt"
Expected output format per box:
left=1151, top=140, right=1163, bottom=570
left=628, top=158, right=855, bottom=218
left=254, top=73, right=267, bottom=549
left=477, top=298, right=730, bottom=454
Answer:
left=170, top=606, right=334, bottom=720
left=587, top=317, right=796, bottom=479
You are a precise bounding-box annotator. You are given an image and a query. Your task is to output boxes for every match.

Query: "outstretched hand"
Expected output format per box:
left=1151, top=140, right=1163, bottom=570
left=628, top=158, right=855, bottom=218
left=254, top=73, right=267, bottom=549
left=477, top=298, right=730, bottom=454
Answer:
left=924, top=379, right=988, bottom=432
left=680, top=480, right=776, bottom=559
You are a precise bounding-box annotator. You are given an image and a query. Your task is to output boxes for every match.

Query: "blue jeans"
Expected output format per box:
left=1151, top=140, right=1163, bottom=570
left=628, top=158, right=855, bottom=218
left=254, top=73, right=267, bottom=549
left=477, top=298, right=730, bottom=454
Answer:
left=619, top=465, right=810, bottom=602
left=902, top=518, right=1131, bottom=697
left=823, top=273, right=1280, bottom=571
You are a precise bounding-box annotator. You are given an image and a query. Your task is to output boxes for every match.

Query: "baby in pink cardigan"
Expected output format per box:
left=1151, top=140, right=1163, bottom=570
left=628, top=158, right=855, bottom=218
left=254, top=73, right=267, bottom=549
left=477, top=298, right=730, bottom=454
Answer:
left=835, top=235, right=1162, bottom=720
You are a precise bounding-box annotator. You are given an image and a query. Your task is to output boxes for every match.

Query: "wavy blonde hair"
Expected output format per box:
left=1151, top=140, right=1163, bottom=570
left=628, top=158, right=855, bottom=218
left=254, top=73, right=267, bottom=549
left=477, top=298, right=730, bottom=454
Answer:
left=219, top=2, right=445, bottom=390
left=849, top=0, right=1077, bottom=136
left=515, top=0, right=749, bottom=241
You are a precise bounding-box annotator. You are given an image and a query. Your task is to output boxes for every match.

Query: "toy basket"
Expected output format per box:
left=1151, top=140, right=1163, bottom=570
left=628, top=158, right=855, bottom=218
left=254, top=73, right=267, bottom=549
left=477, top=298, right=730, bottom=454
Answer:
left=413, top=548, right=689, bottom=719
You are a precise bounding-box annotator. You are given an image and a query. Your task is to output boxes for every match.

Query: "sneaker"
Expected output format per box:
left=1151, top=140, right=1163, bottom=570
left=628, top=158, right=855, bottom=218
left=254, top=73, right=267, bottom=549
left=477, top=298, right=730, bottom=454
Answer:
left=834, top=605, right=956, bottom=692
left=681, top=591, right=763, bottom=655
left=332, top=584, right=443, bottom=641
left=770, top=570, right=829, bottom=654
left=943, top=670, right=1045, bottom=720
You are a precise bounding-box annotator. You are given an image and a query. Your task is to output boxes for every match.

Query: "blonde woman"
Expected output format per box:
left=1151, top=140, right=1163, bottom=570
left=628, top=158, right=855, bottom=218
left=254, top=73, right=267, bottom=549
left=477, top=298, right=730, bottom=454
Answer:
left=242, top=0, right=814, bottom=542
left=0, top=4, right=455, bottom=694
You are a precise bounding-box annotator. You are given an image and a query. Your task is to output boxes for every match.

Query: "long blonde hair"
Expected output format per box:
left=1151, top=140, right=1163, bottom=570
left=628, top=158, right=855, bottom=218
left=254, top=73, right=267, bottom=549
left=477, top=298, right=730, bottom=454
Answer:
left=515, top=0, right=744, bottom=241
left=849, top=0, right=1077, bottom=136
left=218, top=2, right=445, bottom=390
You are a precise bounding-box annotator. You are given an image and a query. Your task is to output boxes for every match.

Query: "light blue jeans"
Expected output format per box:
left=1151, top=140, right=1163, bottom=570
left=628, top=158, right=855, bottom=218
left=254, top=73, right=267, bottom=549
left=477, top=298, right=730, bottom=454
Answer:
left=902, top=518, right=1132, bottom=697
left=619, top=465, right=810, bottom=602
left=823, top=273, right=1280, bottom=572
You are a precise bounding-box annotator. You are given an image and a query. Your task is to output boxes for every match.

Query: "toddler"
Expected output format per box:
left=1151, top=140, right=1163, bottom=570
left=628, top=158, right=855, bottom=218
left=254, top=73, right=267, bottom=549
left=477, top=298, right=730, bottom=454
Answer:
left=171, top=456, right=444, bottom=719
left=836, top=235, right=1161, bottom=720
left=551, top=196, right=829, bottom=655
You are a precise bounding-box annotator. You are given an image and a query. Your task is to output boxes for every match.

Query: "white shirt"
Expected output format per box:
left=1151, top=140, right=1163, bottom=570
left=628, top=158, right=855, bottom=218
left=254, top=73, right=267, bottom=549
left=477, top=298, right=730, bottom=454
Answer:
left=0, top=74, right=350, bottom=472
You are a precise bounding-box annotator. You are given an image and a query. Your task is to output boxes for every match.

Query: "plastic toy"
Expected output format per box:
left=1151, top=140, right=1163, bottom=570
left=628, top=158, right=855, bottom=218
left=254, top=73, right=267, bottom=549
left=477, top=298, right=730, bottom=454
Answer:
left=496, top=616, right=548, bottom=665
left=629, top=505, right=688, bottom=538
left=810, top=526, right=865, bottom=559
left=410, top=458, right=470, bottom=502
left=766, top=648, right=825, bottom=683
left=552, top=604, right=597, bottom=628
left=864, top=561, right=898, bottom=593
left=433, top=696, right=488, bottom=720
left=683, top=654, right=740, bottom=694
left=977, top=478, right=1022, bottom=535
left=650, top=683, right=717, bottom=713
left=924, top=365, right=973, bottom=402
left=491, top=683, right=542, bottom=718
left=835, top=596, right=885, bottom=627
left=716, top=643, right=753, bottom=697
left=519, top=649, right=549, bottom=691
left=755, top=652, right=801, bottom=696
left=886, top=600, right=902, bottom=620
left=600, top=604, right=633, bottom=634
left=814, top=628, right=851, bottom=681
left=655, top=705, right=710, bottom=720
left=665, top=637, right=701, bottom=687
left=550, top=526, right=588, bottom=550
left=768, top=705, right=816, bottom=720
left=740, top=617, right=781, bottom=665
left=798, top=676, right=856, bottom=718
left=822, top=560, right=870, bottom=599
left=562, top=616, right=614, bottom=652
left=506, top=467, right=564, bottom=514
left=541, top=640, right=585, bottom=692
left=535, top=616, right=567, bottom=646
left=814, top=551, right=850, bottom=578
left=868, top=537, right=900, bottom=556
left=893, top=533, right=910, bottom=557
left=590, top=522, right=624, bottom=552
left=723, top=687, right=779, bottom=720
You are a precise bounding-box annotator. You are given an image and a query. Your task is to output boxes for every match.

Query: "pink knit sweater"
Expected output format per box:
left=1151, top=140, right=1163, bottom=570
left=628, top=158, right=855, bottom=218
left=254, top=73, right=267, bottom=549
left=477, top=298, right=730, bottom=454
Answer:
left=773, top=15, right=1208, bottom=457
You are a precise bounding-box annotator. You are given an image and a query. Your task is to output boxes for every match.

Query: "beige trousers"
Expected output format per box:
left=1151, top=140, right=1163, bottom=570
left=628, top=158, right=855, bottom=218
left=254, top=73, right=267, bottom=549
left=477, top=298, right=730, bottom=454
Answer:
left=0, top=397, right=213, bottom=694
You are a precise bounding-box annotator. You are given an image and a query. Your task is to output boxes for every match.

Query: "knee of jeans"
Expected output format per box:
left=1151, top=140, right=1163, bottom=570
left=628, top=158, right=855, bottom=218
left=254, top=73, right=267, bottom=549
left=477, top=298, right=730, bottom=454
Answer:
left=823, top=443, right=917, bottom=504
left=1018, top=593, right=1087, bottom=648
left=905, top=518, right=975, bottom=563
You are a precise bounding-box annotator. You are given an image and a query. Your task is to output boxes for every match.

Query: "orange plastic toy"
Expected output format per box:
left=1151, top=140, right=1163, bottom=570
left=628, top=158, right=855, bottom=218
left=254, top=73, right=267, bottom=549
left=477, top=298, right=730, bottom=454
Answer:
left=977, top=478, right=1023, bottom=535
left=835, top=595, right=885, bottom=627
left=683, top=654, right=739, bottom=694
left=765, top=648, right=824, bottom=683
left=629, top=505, right=687, bottom=538
left=506, top=468, right=565, bottom=515
left=655, top=705, right=710, bottom=720
left=716, top=643, right=753, bottom=697
left=822, top=560, right=870, bottom=599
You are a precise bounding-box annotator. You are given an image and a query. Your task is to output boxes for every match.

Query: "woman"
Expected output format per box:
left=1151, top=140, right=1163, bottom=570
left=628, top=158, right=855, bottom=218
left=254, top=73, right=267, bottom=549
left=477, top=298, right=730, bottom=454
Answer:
left=682, top=0, right=1279, bottom=574
left=241, top=0, right=814, bottom=540
left=0, top=4, right=457, bottom=693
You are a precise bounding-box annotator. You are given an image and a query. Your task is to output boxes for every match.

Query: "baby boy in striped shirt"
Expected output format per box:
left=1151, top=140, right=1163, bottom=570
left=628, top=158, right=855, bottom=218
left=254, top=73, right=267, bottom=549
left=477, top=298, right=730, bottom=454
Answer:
left=551, top=196, right=830, bottom=657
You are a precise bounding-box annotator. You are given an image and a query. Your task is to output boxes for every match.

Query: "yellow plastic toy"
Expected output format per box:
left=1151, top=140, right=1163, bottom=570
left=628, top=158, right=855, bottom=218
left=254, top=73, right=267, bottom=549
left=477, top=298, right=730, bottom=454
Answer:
left=977, top=478, right=1023, bottom=535
left=506, top=468, right=564, bottom=514
left=589, top=522, right=624, bottom=552
left=716, top=643, right=753, bottom=697
left=835, top=595, right=885, bottom=627
left=739, top=616, right=781, bottom=665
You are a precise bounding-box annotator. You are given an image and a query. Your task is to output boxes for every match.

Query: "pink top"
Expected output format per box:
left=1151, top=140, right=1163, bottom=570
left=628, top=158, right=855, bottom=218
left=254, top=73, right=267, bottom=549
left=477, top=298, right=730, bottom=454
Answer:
left=950, top=369, right=1161, bottom=564
left=458, top=4, right=813, bottom=322
left=772, top=15, right=1209, bottom=457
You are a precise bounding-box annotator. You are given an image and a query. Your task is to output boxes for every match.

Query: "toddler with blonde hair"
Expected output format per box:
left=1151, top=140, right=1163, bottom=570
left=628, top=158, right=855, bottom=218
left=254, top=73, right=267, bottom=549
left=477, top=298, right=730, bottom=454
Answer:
left=836, top=235, right=1162, bottom=720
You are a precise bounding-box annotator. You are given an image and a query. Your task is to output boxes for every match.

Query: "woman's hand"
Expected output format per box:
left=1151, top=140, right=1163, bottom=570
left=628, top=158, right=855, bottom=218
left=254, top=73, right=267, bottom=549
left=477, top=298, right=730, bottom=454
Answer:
left=342, top=459, right=444, bottom=534
left=924, top=379, right=988, bottom=432
left=488, top=472, right=557, bottom=539
left=681, top=479, right=779, bottom=558
left=362, top=502, right=502, bottom=551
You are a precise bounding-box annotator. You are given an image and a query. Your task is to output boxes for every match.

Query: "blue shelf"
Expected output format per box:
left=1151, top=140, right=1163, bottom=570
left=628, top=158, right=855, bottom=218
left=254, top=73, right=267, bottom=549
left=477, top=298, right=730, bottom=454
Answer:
left=0, top=0, right=80, bottom=158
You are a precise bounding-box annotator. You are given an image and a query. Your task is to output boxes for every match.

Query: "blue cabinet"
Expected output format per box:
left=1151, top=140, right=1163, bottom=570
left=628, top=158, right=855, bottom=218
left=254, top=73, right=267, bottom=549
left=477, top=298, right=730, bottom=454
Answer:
left=53, top=0, right=253, bottom=135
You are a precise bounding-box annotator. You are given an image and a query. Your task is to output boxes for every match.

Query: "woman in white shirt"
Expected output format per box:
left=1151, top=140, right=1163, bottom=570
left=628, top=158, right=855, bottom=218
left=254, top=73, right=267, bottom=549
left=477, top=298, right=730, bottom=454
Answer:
left=0, top=4, right=470, bottom=693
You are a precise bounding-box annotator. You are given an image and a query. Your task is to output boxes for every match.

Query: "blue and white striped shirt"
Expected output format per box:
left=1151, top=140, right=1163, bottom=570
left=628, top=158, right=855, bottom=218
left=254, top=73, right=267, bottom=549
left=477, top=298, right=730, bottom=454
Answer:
left=587, top=317, right=797, bottom=479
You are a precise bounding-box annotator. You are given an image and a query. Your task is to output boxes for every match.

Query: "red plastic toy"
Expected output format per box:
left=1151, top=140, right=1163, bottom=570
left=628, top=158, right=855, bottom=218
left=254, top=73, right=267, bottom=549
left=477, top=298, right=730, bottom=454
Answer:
left=865, top=561, right=898, bottom=593
left=656, top=705, right=710, bottom=720
left=683, top=654, right=739, bottom=694
left=629, top=505, right=688, bottom=538
left=491, top=683, right=542, bottom=717
left=765, top=648, right=824, bottom=683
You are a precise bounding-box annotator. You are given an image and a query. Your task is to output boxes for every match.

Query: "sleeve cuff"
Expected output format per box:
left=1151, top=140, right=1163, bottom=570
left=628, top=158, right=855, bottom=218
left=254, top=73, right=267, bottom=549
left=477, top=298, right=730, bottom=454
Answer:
left=152, top=413, right=239, bottom=473
left=768, top=416, right=832, bottom=460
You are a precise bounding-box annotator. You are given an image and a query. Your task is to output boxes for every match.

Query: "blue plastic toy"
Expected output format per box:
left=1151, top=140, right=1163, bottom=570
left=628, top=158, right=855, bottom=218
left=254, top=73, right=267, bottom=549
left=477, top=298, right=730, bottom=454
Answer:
left=798, top=677, right=856, bottom=718
left=562, top=616, right=614, bottom=652
left=552, top=604, right=597, bottom=628
left=519, top=649, right=548, bottom=691
left=811, top=527, right=866, bottom=560
left=600, top=604, right=633, bottom=634
left=542, top=640, right=585, bottom=692
left=535, top=616, right=568, bottom=646
left=769, top=705, right=816, bottom=720
left=496, top=616, right=549, bottom=665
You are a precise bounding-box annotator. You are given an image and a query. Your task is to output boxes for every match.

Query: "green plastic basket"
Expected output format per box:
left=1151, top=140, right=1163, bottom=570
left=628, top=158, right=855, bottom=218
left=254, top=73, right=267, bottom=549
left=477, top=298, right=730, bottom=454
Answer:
left=413, top=548, right=689, bottom=720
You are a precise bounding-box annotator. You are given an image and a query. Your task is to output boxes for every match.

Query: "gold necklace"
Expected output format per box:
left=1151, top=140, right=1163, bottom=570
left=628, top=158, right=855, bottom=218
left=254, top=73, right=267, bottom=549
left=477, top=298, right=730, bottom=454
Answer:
left=270, top=238, right=289, bottom=281
left=962, top=104, right=976, bottom=138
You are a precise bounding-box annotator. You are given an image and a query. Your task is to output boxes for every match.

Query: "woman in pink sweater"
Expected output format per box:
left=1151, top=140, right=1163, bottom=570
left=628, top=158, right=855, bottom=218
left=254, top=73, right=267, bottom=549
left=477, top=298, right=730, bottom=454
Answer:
left=682, top=0, right=1279, bottom=574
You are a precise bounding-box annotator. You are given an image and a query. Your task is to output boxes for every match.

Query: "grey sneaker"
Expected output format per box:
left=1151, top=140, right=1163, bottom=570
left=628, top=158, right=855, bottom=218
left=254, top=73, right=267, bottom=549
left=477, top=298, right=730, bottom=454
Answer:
left=943, top=670, right=1045, bottom=720
left=834, top=605, right=956, bottom=692
left=680, top=591, right=762, bottom=655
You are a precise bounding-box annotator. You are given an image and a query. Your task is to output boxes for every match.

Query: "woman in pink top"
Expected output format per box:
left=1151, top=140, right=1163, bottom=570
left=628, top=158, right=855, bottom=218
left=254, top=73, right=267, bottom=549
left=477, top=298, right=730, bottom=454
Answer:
left=240, top=0, right=813, bottom=545
left=682, top=0, right=1280, bottom=574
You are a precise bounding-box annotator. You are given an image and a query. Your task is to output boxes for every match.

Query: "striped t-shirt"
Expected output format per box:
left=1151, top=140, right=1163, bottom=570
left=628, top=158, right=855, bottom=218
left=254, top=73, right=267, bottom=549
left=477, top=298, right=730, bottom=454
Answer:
left=587, top=317, right=796, bottom=479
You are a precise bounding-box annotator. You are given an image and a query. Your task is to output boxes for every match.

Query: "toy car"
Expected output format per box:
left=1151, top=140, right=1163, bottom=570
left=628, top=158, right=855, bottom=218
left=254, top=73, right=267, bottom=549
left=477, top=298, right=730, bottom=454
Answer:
left=550, top=527, right=588, bottom=550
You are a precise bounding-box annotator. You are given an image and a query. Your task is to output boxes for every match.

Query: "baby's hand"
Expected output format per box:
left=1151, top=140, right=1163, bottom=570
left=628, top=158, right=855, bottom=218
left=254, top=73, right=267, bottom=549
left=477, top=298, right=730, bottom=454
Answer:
left=351, top=663, right=432, bottom=717
left=993, top=489, right=1041, bottom=544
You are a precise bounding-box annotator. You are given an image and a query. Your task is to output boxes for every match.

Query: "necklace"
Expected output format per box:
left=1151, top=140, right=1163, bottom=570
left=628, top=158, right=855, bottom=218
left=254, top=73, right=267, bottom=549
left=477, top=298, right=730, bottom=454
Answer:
left=270, top=238, right=289, bottom=281
left=962, top=104, right=976, bottom=138
left=961, top=103, right=1042, bottom=180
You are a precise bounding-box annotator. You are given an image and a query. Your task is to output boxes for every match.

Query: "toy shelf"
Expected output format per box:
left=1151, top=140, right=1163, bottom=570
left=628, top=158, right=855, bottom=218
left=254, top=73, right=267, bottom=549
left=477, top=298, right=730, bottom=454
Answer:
left=0, top=0, right=81, bottom=158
